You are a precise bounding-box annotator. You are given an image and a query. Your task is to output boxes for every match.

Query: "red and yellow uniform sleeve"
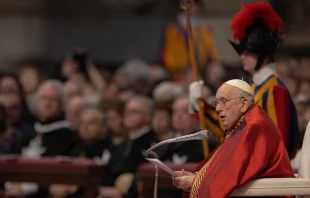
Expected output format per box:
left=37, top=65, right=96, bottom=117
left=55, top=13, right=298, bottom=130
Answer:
left=259, top=85, right=300, bottom=158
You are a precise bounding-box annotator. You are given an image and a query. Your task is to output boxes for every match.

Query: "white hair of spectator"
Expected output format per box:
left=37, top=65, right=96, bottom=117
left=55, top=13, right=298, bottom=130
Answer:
left=150, top=66, right=169, bottom=82
left=234, top=87, right=254, bottom=107
left=36, top=80, right=64, bottom=103
left=84, top=94, right=100, bottom=109
left=118, top=59, right=152, bottom=84
left=153, top=81, right=185, bottom=101
left=129, top=95, right=154, bottom=115
left=82, top=107, right=106, bottom=124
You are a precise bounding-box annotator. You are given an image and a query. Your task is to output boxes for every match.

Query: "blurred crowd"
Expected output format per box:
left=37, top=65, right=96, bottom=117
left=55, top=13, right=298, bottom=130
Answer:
left=0, top=47, right=309, bottom=198
left=0, top=46, right=220, bottom=198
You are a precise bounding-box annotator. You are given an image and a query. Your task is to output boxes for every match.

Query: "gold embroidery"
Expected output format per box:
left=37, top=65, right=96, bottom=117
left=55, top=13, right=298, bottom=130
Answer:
left=224, top=115, right=244, bottom=138
left=189, top=115, right=246, bottom=197
left=189, top=148, right=219, bottom=198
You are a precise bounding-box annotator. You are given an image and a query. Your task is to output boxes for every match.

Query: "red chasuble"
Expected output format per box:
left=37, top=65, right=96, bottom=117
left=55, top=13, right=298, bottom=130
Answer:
left=183, top=105, right=295, bottom=198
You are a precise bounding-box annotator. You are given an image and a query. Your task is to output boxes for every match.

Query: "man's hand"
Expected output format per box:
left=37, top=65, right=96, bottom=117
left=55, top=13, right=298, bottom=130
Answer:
left=4, top=183, right=23, bottom=197
left=172, top=169, right=197, bottom=192
left=99, top=186, right=123, bottom=198
left=189, top=80, right=204, bottom=110
left=49, top=184, right=71, bottom=198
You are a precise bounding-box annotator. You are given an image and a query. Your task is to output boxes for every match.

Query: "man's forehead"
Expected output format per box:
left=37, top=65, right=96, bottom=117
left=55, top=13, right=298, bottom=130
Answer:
left=216, top=84, right=234, bottom=98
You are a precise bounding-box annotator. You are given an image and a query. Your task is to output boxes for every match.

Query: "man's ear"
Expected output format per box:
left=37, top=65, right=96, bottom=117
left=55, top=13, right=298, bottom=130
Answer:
left=241, top=99, right=249, bottom=113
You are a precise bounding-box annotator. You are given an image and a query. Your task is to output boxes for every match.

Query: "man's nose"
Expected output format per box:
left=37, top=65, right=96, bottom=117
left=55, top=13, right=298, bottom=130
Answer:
left=215, top=103, right=222, bottom=112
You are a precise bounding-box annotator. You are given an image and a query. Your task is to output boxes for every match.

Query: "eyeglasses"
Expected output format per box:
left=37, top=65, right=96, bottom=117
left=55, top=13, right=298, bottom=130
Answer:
left=210, top=97, right=244, bottom=109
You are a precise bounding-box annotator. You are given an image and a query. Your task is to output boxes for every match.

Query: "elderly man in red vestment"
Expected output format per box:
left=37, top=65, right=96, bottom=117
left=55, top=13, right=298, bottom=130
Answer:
left=172, top=79, right=295, bottom=198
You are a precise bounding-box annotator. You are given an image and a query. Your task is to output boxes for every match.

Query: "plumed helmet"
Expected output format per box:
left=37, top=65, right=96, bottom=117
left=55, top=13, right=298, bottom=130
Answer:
left=229, top=2, right=284, bottom=56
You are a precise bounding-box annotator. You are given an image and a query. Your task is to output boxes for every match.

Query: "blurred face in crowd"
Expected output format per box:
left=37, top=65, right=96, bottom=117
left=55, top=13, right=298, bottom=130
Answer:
left=118, top=89, right=136, bottom=102
left=36, top=84, right=62, bottom=121
left=214, top=84, right=248, bottom=129
left=0, top=76, right=20, bottom=95
left=152, top=109, right=171, bottom=135
left=240, top=51, right=259, bottom=74
left=124, top=99, right=151, bottom=131
left=1, top=93, right=22, bottom=125
left=172, top=97, right=197, bottom=135
left=276, top=60, right=290, bottom=78
left=295, top=100, right=308, bottom=134
left=61, top=59, right=79, bottom=79
left=63, top=81, right=81, bottom=105
left=102, top=82, right=118, bottom=102
left=106, top=109, right=123, bottom=135
left=114, top=71, right=130, bottom=89
left=19, top=67, right=40, bottom=95
left=298, top=82, right=310, bottom=98
left=65, top=96, right=84, bottom=131
left=79, top=110, right=105, bottom=142
left=205, top=63, right=225, bottom=86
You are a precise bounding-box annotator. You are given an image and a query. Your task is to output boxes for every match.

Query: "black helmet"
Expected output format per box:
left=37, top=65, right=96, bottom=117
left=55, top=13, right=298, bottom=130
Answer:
left=229, top=2, right=284, bottom=71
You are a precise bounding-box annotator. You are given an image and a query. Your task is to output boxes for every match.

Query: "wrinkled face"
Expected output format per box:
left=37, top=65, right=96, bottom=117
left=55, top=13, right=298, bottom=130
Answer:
left=240, top=51, right=258, bottom=74
left=123, top=99, right=150, bottom=131
left=152, top=110, right=171, bottom=134
left=36, top=85, right=62, bottom=121
left=214, top=85, right=244, bottom=130
left=172, top=98, right=198, bottom=135
left=79, top=110, right=103, bottom=142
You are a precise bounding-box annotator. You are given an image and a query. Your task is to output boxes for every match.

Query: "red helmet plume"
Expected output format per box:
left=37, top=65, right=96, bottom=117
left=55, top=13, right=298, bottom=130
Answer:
left=231, top=2, right=283, bottom=41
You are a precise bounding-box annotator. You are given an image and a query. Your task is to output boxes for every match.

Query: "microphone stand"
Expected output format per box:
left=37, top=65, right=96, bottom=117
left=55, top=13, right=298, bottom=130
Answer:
left=145, top=130, right=210, bottom=198
left=147, top=150, right=159, bottom=198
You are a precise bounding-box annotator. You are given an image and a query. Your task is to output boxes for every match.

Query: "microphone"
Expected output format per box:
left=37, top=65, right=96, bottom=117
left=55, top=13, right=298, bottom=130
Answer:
left=147, top=130, right=210, bottom=153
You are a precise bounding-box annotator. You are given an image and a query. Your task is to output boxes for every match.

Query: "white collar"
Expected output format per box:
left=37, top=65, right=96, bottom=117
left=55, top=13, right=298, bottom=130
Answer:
left=34, top=120, right=71, bottom=134
left=252, top=63, right=276, bottom=86
left=128, top=126, right=151, bottom=140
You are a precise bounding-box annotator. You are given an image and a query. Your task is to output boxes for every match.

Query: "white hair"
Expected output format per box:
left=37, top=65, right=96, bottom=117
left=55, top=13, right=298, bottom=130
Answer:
left=36, top=80, right=64, bottom=103
left=153, top=81, right=185, bottom=102
left=128, top=95, right=154, bottom=116
left=234, top=87, right=255, bottom=107
left=82, top=107, right=106, bottom=124
left=118, top=59, right=152, bottom=84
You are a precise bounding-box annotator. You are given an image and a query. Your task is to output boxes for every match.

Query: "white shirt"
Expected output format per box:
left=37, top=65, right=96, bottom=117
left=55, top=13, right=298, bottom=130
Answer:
left=253, top=63, right=276, bottom=86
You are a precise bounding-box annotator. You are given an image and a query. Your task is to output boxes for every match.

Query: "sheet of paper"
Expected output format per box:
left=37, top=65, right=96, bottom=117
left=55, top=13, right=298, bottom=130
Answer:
left=146, top=158, right=177, bottom=176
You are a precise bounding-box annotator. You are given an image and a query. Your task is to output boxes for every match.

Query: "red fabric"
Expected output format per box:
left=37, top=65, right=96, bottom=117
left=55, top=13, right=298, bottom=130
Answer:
left=184, top=105, right=294, bottom=198
left=273, top=86, right=291, bottom=150
left=231, top=2, right=283, bottom=41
